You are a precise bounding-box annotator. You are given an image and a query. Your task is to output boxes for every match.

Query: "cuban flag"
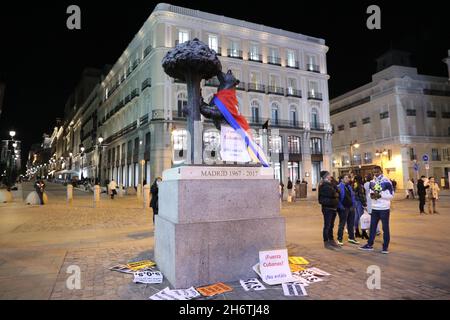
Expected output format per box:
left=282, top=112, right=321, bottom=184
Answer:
left=213, top=89, right=270, bottom=167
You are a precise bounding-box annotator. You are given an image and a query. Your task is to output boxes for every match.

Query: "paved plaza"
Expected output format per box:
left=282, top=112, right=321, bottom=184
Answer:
left=0, top=182, right=449, bottom=300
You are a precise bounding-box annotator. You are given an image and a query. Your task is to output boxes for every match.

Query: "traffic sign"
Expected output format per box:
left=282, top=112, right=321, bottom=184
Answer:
left=413, top=163, right=419, bottom=172
left=422, top=154, right=429, bottom=162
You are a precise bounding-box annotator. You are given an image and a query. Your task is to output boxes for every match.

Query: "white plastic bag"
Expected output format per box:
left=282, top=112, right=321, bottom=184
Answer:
left=360, top=210, right=371, bottom=230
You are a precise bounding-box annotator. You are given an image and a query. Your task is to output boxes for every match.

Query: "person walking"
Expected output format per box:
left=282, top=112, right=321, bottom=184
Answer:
left=391, top=179, right=397, bottom=192
left=406, top=179, right=415, bottom=199
left=417, top=176, right=429, bottom=214
left=318, top=171, right=340, bottom=250
left=150, top=177, right=162, bottom=224
left=279, top=181, right=285, bottom=201
left=337, top=174, right=359, bottom=246
left=427, top=177, right=440, bottom=214
left=108, top=179, right=117, bottom=199
left=287, top=178, right=293, bottom=202
left=353, top=175, right=367, bottom=239
left=360, top=166, right=394, bottom=254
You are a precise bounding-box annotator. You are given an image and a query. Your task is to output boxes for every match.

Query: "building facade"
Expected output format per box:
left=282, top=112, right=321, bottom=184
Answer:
left=36, top=3, right=332, bottom=191
left=331, top=50, right=450, bottom=189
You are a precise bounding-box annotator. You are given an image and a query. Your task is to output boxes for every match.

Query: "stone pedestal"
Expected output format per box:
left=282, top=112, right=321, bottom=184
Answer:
left=93, top=185, right=100, bottom=207
left=0, top=189, right=13, bottom=203
left=118, top=184, right=124, bottom=197
left=67, top=185, right=73, bottom=204
left=155, top=166, right=286, bottom=288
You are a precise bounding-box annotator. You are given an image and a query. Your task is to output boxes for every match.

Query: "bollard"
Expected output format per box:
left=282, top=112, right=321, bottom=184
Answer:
left=93, top=185, right=101, bottom=207
left=137, top=184, right=142, bottom=199
left=143, top=184, right=150, bottom=209
left=118, top=184, right=124, bottom=197
left=67, top=184, right=73, bottom=204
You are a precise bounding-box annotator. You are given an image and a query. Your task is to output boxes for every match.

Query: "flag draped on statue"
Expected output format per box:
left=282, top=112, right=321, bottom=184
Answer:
left=213, top=89, right=269, bottom=167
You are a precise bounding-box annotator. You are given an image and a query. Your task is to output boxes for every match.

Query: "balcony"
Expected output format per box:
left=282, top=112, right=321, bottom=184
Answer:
left=286, top=88, right=302, bottom=98
left=268, top=86, right=284, bottom=96
left=308, top=91, right=323, bottom=101
left=311, top=149, right=323, bottom=155
left=307, top=64, right=321, bottom=73
left=142, top=78, right=151, bottom=91
left=267, top=56, right=282, bottom=66
left=271, top=120, right=305, bottom=129
left=247, top=83, right=266, bottom=93
left=172, top=111, right=186, bottom=120
left=205, top=77, right=220, bottom=87
left=140, top=114, right=148, bottom=126
left=248, top=52, right=263, bottom=63
left=310, top=122, right=325, bottom=131
left=227, top=49, right=243, bottom=59
left=144, top=45, right=152, bottom=58
left=285, top=60, right=299, bottom=69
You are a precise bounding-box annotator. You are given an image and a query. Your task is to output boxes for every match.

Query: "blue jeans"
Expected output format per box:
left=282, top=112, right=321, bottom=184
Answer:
left=322, top=208, right=337, bottom=242
left=337, top=207, right=355, bottom=241
left=368, top=209, right=390, bottom=250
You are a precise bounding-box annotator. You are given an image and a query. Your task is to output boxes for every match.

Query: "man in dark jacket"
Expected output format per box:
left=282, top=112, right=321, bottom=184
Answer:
left=150, top=177, right=162, bottom=224
left=417, top=176, right=429, bottom=214
left=34, top=178, right=45, bottom=205
left=337, top=174, right=359, bottom=245
left=318, top=171, right=340, bottom=250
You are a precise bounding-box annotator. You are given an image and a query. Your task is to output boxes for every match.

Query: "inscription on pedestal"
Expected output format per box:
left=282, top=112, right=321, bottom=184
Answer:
left=163, top=166, right=274, bottom=181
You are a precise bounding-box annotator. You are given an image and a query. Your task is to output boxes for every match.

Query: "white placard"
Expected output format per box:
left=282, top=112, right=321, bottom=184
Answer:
left=220, top=125, right=251, bottom=163
left=282, top=282, right=308, bottom=297
left=240, top=278, right=266, bottom=291
left=259, top=249, right=293, bottom=285
left=133, top=271, right=163, bottom=284
left=149, top=287, right=200, bottom=301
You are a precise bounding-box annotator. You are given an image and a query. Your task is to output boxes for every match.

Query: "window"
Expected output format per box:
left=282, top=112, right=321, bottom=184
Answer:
left=229, top=40, right=240, bottom=57
left=286, top=49, right=296, bottom=67
left=338, top=125, right=345, bottom=131
left=270, top=135, right=283, bottom=154
left=249, top=43, right=260, bottom=60
left=121, top=143, right=126, bottom=159
left=362, top=117, right=371, bottom=124
left=406, top=109, right=416, bottom=116
left=443, top=148, right=450, bottom=161
left=134, top=138, right=139, bottom=156
left=177, top=92, right=187, bottom=117
left=127, top=140, right=132, bottom=157
left=349, top=121, right=357, bottom=128
left=269, top=75, right=279, bottom=87
left=145, top=132, right=151, bottom=151
left=380, top=111, right=389, bottom=119
left=271, top=103, right=279, bottom=125
left=287, top=78, right=297, bottom=95
left=308, top=81, right=319, bottom=95
left=268, top=47, right=280, bottom=64
left=251, top=101, right=260, bottom=123
left=250, top=72, right=259, bottom=85
left=178, top=29, right=189, bottom=43
left=432, top=148, right=440, bottom=161
left=364, top=152, right=372, bottom=164
left=427, top=110, right=437, bottom=118
left=290, top=107, right=297, bottom=126
left=410, top=147, right=417, bottom=161
left=288, top=136, right=301, bottom=154
left=208, top=34, right=218, bottom=52
left=442, top=112, right=450, bottom=118
left=311, top=109, right=319, bottom=129
left=310, top=138, right=322, bottom=154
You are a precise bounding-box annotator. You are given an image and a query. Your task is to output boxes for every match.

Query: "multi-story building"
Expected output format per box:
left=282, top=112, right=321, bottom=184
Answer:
left=331, top=50, right=450, bottom=189
left=92, top=3, right=331, bottom=190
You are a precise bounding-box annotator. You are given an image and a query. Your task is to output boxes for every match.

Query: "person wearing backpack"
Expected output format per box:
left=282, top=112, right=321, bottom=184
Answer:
left=318, top=171, right=340, bottom=250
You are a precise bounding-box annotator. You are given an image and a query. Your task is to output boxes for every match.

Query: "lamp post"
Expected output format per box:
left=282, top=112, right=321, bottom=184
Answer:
left=80, top=145, right=85, bottom=180
left=349, top=140, right=360, bottom=173
left=97, top=136, right=104, bottom=184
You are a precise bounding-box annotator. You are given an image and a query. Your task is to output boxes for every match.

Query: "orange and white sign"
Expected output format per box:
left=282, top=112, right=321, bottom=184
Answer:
left=196, top=282, right=233, bottom=297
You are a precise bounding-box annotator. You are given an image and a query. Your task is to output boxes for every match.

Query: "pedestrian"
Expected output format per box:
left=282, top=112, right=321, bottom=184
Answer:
left=150, top=177, right=162, bottom=224
left=353, top=175, right=367, bottom=239
left=360, top=166, right=394, bottom=254
left=108, top=179, right=117, bottom=199
left=279, top=181, right=285, bottom=201
left=391, top=179, right=397, bottom=192
left=337, top=174, right=359, bottom=246
left=287, top=178, right=293, bottom=202
left=417, top=176, right=429, bottom=214
left=34, top=177, right=45, bottom=205
left=406, top=179, right=415, bottom=199
left=427, top=177, right=440, bottom=214
left=318, top=171, right=340, bottom=250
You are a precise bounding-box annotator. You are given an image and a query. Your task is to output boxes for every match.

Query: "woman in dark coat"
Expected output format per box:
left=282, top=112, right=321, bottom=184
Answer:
left=150, top=177, right=162, bottom=223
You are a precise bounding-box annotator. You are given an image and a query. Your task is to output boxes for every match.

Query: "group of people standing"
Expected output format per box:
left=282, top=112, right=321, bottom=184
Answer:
left=318, top=166, right=393, bottom=254
left=417, top=176, right=441, bottom=215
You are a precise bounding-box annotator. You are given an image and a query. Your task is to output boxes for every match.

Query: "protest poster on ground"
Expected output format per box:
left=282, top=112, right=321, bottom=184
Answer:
left=288, top=256, right=310, bottom=265
left=240, top=278, right=266, bottom=291
left=149, top=287, right=201, bottom=300
left=109, top=264, right=134, bottom=274
left=282, top=282, right=308, bottom=297
left=307, top=267, right=331, bottom=276
left=196, top=282, right=233, bottom=297
left=133, top=271, right=163, bottom=284
left=259, top=249, right=294, bottom=285
left=289, top=264, right=305, bottom=273
left=291, top=272, right=310, bottom=286
left=126, top=260, right=156, bottom=271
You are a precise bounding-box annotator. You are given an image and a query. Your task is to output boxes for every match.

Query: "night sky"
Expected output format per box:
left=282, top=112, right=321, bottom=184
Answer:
left=0, top=0, right=449, bottom=169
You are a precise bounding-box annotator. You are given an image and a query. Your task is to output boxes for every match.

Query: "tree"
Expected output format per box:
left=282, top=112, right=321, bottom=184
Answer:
left=162, top=38, right=222, bottom=164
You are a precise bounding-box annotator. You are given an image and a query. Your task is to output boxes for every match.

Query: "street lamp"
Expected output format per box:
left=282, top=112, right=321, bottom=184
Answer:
left=9, top=131, right=16, bottom=139
left=80, top=145, right=85, bottom=180
left=96, top=136, right=104, bottom=184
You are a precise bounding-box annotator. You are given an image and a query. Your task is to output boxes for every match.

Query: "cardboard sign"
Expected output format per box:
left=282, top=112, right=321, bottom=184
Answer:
left=289, top=264, right=305, bottom=273
left=259, top=249, right=293, bottom=285
left=288, top=256, right=309, bottom=265
left=126, top=260, right=156, bottom=271
left=133, top=271, right=163, bottom=284
left=220, top=125, right=251, bottom=163
left=196, top=282, right=233, bottom=297
left=149, top=287, right=201, bottom=301
left=109, top=264, right=135, bottom=274
left=307, top=267, right=331, bottom=277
